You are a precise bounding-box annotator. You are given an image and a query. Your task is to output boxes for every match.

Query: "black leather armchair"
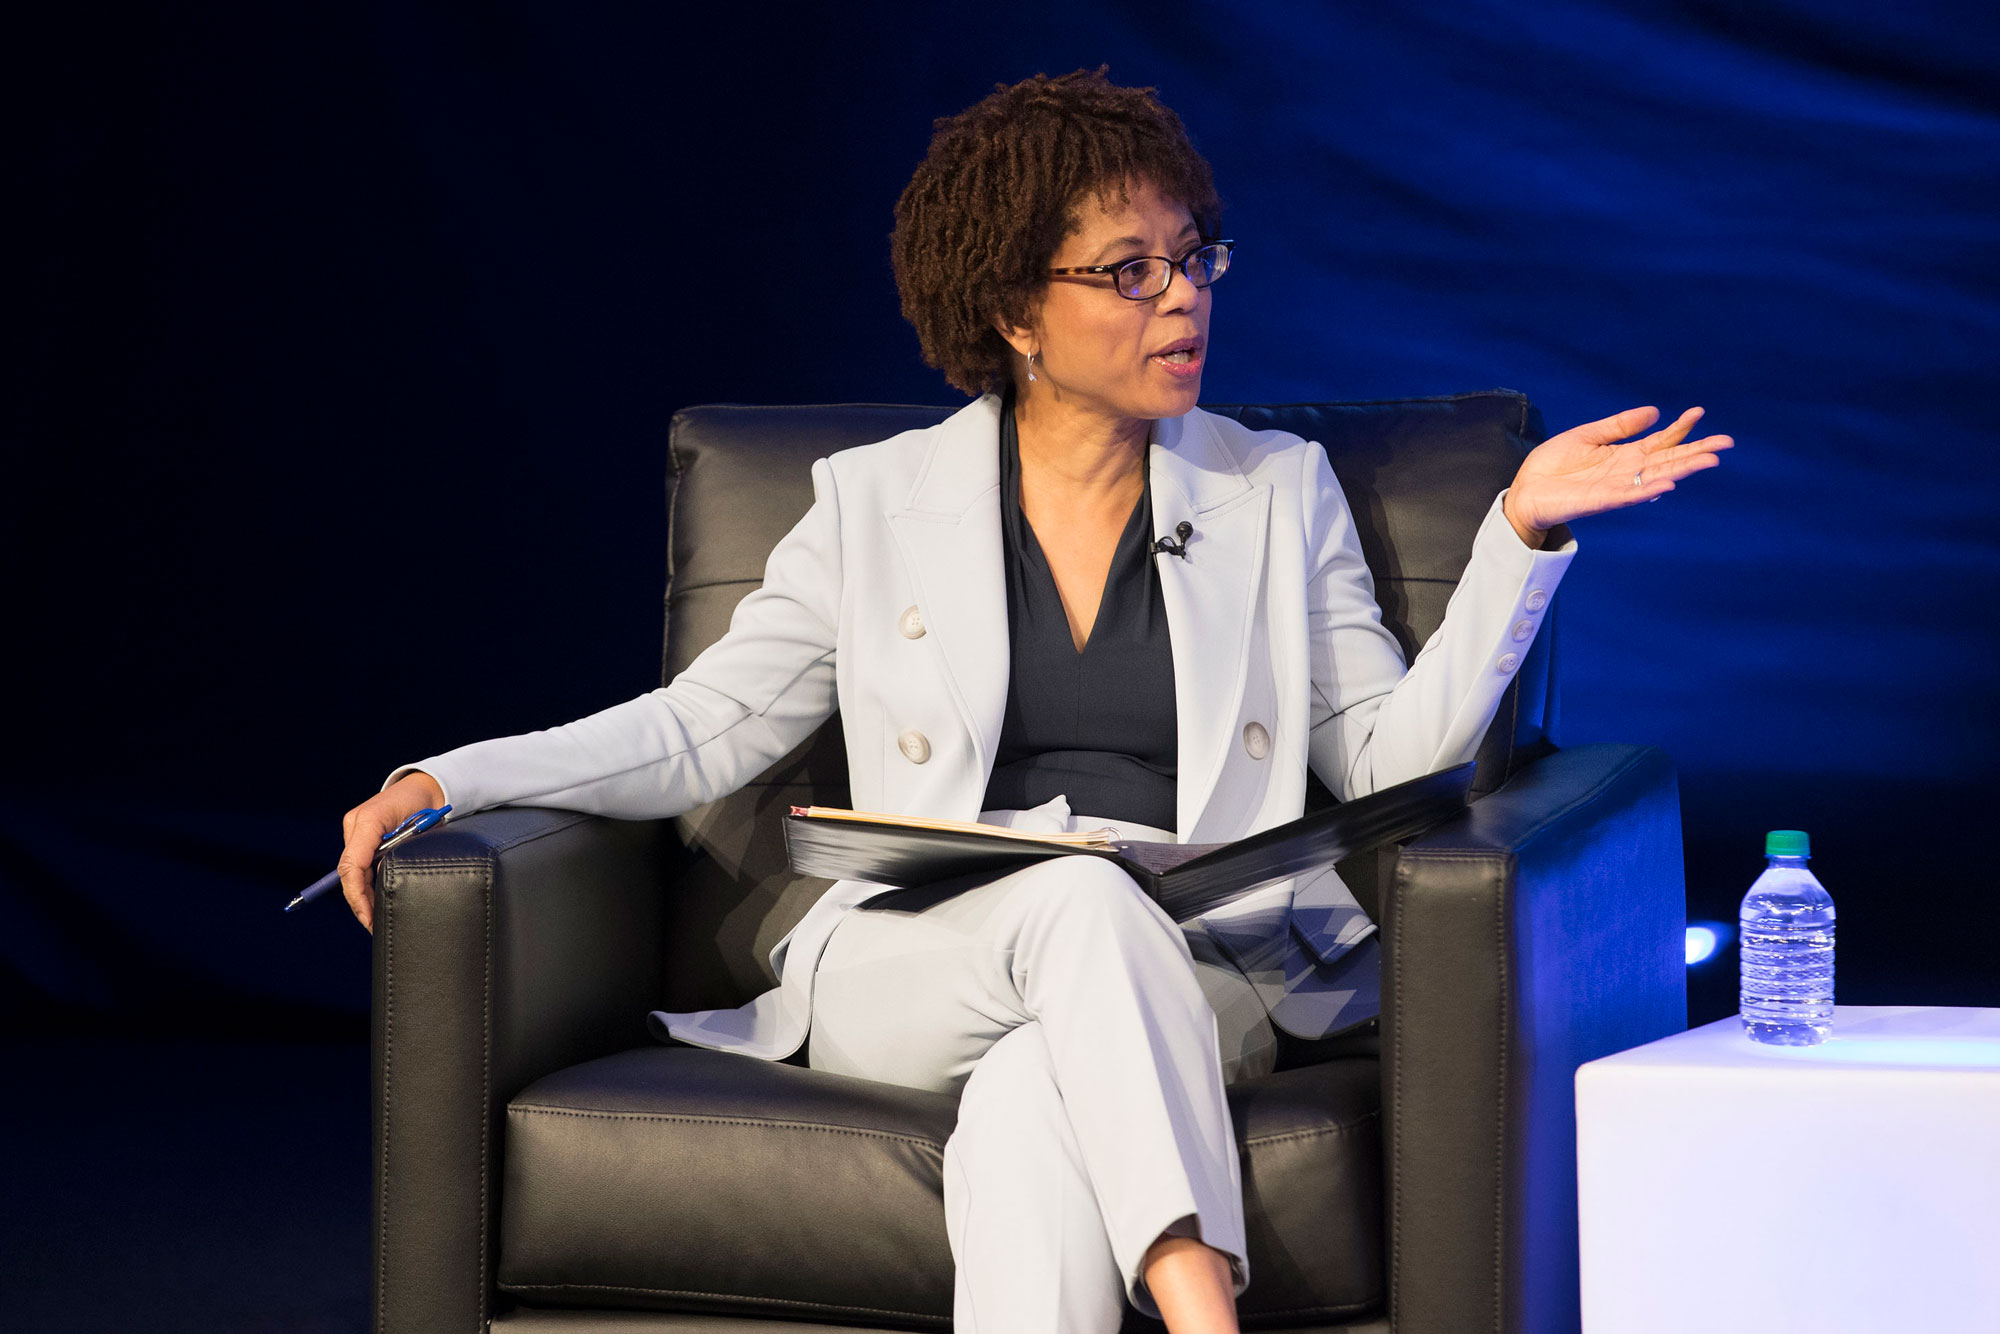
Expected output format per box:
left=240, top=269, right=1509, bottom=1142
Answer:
left=371, top=392, right=1687, bottom=1334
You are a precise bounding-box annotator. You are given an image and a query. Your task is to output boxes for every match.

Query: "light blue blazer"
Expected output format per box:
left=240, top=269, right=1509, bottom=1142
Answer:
left=393, top=394, right=1576, bottom=1054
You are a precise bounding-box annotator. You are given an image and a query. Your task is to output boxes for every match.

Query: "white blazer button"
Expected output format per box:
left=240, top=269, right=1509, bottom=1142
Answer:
left=1242, top=722, right=1271, bottom=760
left=1524, top=589, right=1548, bottom=612
left=898, top=730, right=931, bottom=764
left=1496, top=653, right=1521, bottom=674
left=898, top=605, right=926, bottom=639
left=1512, top=619, right=1534, bottom=642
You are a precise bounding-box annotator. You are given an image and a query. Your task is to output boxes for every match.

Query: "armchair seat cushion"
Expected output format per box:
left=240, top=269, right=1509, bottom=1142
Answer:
left=498, top=1046, right=1384, bottom=1328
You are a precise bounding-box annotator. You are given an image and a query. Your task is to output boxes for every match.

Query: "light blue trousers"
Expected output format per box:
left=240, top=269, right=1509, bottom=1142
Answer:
left=807, top=844, right=1272, bottom=1333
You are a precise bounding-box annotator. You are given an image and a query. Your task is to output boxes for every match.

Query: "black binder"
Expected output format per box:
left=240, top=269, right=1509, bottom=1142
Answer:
left=782, top=762, right=1476, bottom=921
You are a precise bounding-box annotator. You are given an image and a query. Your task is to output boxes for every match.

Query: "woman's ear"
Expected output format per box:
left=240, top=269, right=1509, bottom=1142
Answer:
left=991, top=311, right=1037, bottom=360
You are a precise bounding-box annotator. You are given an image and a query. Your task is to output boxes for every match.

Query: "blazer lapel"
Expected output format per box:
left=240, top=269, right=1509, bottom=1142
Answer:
left=886, top=396, right=1010, bottom=793
left=1149, top=411, right=1272, bottom=841
left=882, top=399, right=1270, bottom=838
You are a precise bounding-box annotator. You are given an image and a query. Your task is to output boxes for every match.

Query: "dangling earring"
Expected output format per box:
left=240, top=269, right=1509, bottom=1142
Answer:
left=1026, top=351, right=1038, bottom=383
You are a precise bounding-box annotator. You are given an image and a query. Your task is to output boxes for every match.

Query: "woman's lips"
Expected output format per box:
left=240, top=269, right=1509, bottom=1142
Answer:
left=1151, top=346, right=1204, bottom=379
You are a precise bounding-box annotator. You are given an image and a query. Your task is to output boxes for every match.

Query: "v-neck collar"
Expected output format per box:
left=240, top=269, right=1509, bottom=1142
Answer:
left=887, top=391, right=1272, bottom=840
left=1000, top=390, right=1156, bottom=656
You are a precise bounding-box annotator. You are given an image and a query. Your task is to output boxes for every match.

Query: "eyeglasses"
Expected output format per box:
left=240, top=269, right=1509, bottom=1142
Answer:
left=1046, top=240, right=1236, bottom=301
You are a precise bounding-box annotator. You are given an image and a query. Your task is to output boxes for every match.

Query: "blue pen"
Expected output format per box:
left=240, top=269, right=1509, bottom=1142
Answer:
left=285, top=805, right=453, bottom=912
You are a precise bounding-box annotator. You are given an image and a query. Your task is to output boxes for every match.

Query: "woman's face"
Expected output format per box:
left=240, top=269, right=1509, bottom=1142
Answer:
left=1017, top=177, right=1211, bottom=425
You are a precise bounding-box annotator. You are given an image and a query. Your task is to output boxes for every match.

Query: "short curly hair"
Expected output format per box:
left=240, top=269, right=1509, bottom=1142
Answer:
left=891, top=68, right=1224, bottom=397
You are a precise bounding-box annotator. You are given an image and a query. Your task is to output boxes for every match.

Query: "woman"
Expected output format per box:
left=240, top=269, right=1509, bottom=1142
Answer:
left=337, top=70, right=1729, bottom=1334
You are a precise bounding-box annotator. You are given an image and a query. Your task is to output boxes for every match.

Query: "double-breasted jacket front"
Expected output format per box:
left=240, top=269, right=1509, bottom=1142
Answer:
left=397, top=393, right=1575, bottom=1053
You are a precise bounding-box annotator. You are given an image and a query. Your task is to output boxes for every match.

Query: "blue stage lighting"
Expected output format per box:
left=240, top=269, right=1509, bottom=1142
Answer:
left=1685, top=923, right=1725, bottom=966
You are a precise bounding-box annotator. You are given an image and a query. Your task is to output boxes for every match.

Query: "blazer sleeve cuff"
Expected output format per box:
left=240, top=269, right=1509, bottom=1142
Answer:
left=381, top=759, right=462, bottom=813
left=1480, top=488, right=1577, bottom=580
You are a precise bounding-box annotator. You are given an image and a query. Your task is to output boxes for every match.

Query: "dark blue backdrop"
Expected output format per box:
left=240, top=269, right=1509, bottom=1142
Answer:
left=9, top=0, right=1998, bottom=1036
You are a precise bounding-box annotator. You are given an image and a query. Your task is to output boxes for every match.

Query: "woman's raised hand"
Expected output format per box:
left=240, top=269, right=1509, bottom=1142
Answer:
left=338, top=770, right=446, bottom=933
left=1502, top=406, right=1733, bottom=545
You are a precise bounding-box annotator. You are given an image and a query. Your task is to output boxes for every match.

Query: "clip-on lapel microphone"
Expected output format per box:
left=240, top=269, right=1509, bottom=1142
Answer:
left=1151, top=521, right=1193, bottom=560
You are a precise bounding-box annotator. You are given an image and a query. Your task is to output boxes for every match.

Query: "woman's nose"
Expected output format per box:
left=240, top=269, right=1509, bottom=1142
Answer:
left=1156, top=264, right=1202, bottom=312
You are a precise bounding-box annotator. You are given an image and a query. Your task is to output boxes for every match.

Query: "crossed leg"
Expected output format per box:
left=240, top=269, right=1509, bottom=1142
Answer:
left=807, top=856, right=1251, bottom=1332
left=944, top=1021, right=1125, bottom=1333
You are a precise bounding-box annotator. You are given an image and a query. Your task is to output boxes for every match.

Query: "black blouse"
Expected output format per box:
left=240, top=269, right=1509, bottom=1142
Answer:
left=978, top=394, right=1179, bottom=831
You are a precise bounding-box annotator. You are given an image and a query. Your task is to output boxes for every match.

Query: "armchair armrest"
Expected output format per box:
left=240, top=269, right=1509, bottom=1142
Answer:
left=1381, top=743, right=1685, bottom=1334
left=371, top=806, right=671, bottom=1334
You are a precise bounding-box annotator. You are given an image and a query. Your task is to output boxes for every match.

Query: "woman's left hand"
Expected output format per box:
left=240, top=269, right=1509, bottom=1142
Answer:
left=1502, top=405, right=1733, bottom=547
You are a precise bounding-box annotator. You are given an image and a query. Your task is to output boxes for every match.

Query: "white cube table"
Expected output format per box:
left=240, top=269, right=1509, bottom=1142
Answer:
left=1575, top=1005, right=2000, bottom=1333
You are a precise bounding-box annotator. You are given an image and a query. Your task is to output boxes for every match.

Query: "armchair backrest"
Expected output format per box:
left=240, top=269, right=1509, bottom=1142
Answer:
left=654, top=392, right=1555, bottom=1012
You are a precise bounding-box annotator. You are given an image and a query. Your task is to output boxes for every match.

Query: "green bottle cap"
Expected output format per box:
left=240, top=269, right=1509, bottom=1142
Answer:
left=1765, top=829, right=1810, bottom=857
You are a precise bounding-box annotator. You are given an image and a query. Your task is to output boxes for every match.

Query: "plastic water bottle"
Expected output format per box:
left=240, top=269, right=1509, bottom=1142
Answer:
left=1738, top=829, right=1836, bottom=1045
